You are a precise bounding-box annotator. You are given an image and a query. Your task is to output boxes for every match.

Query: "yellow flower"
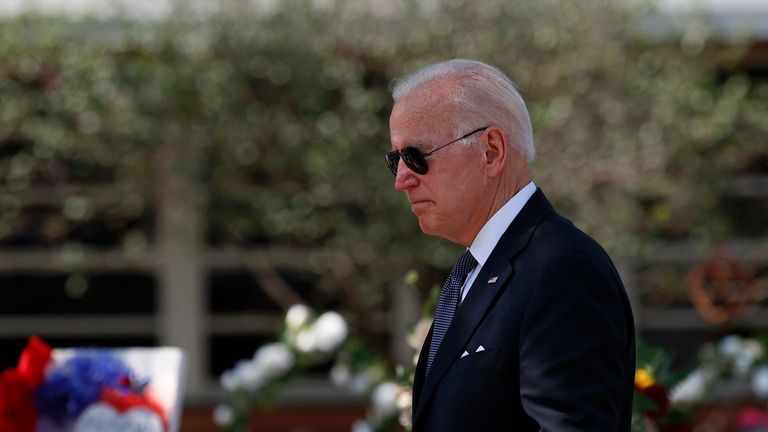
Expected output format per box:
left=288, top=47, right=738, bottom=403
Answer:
left=635, top=367, right=656, bottom=390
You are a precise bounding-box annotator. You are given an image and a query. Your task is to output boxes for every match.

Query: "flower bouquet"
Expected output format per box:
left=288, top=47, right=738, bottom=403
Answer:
left=633, top=343, right=696, bottom=432
left=214, top=304, right=349, bottom=432
left=0, top=337, right=184, bottom=432
left=332, top=270, right=434, bottom=432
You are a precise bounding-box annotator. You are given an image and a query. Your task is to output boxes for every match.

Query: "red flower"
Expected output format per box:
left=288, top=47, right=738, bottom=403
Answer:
left=0, top=337, right=53, bottom=432
left=0, top=369, right=38, bottom=431
left=100, top=387, right=168, bottom=430
left=638, top=383, right=671, bottom=420
left=737, top=406, right=768, bottom=428
left=17, top=336, right=52, bottom=387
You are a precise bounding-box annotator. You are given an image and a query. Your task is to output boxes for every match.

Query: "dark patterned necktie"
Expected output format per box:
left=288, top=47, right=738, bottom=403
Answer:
left=426, top=250, right=478, bottom=377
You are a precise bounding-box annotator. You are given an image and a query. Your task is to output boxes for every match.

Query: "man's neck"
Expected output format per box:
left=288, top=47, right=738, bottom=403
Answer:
left=469, top=169, right=533, bottom=244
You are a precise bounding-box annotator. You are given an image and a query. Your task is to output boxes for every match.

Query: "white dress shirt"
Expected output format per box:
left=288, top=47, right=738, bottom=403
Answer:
left=460, top=181, right=537, bottom=302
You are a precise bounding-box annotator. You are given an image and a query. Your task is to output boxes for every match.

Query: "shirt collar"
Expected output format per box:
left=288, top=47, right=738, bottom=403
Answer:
left=468, top=181, right=537, bottom=266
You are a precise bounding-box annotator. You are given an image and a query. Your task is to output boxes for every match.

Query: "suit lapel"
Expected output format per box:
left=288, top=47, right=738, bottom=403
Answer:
left=412, top=189, right=554, bottom=426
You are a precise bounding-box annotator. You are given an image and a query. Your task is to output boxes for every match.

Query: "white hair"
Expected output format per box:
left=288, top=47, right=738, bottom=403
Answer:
left=391, top=59, right=536, bottom=162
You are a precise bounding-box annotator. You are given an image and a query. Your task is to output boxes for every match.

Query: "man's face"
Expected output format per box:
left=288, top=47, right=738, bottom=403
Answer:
left=389, top=84, right=490, bottom=246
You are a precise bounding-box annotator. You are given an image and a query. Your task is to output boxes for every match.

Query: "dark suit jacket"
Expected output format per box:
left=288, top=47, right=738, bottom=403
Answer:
left=412, top=189, right=635, bottom=431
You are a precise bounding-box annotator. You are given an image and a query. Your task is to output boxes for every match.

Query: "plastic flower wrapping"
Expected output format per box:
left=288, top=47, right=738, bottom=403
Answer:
left=0, top=337, right=168, bottom=432
left=214, top=304, right=348, bottom=432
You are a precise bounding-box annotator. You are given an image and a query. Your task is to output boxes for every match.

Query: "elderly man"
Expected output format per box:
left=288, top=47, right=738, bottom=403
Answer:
left=387, top=59, right=635, bottom=431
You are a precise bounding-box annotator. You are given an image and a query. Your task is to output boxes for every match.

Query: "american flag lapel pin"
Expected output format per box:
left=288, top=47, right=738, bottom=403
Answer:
left=487, top=276, right=498, bottom=284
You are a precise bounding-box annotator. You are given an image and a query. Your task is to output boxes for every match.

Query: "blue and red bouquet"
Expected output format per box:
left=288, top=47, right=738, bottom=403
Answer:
left=0, top=337, right=167, bottom=432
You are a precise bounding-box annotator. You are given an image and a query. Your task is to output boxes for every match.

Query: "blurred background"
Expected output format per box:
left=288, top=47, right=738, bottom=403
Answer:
left=0, top=0, right=766, bottom=430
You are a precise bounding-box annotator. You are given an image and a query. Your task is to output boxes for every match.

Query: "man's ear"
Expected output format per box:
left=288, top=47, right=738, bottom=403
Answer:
left=484, top=127, right=507, bottom=177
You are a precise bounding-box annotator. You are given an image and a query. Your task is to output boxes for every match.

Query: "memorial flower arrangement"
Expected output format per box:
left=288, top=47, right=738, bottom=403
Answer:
left=0, top=336, right=168, bottom=432
left=669, top=333, right=768, bottom=432
left=633, top=334, right=768, bottom=432
left=632, top=343, right=695, bottom=432
left=333, top=271, right=434, bottom=432
left=214, top=304, right=348, bottom=432
left=331, top=327, right=424, bottom=432
left=683, top=335, right=768, bottom=402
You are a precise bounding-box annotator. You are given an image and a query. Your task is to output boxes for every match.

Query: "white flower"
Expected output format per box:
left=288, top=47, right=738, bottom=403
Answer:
left=371, top=381, right=399, bottom=420
left=720, top=336, right=763, bottom=378
left=348, top=372, right=370, bottom=394
left=406, top=318, right=433, bottom=351
left=733, top=354, right=755, bottom=379
left=220, top=344, right=292, bottom=393
left=743, top=339, right=764, bottom=361
left=398, top=410, right=412, bottom=430
left=286, top=304, right=311, bottom=330
left=254, top=342, right=294, bottom=379
left=395, top=386, right=411, bottom=410
left=233, top=360, right=266, bottom=392
left=219, top=370, right=238, bottom=392
left=752, top=365, right=768, bottom=398
left=395, top=384, right=413, bottom=429
left=351, top=419, right=373, bottom=432
left=718, top=335, right=743, bottom=358
left=670, top=366, right=717, bottom=404
left=212, top=404, right=234, bottom=426
left=310, top=311, right=348, bottom=353
left=295, top=329, right=316, bottom=353
left=330, top=364, right=350, bottom=387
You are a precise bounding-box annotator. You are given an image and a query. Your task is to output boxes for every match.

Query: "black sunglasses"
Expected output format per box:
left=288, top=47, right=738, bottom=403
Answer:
left=386, top=126, right=488, bottom=175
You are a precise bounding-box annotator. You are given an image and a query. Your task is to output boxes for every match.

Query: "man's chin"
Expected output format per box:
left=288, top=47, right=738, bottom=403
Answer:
left=417, top=218, right=439, bottom=236
left=417, top=218, right=465, bottom=244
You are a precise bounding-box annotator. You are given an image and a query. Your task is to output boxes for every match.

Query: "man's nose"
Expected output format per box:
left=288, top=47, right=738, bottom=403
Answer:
left=394, top=159, right=419, bottom=191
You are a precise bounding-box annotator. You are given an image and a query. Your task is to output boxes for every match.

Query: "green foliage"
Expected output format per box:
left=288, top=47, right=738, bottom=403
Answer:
left=1, top=0, right=766, bottom=330
left=334, top=337, right=390, bottom=378
left=633, top=342, right=698, bottom=431
left=636, top=343, right=671, bottom=373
